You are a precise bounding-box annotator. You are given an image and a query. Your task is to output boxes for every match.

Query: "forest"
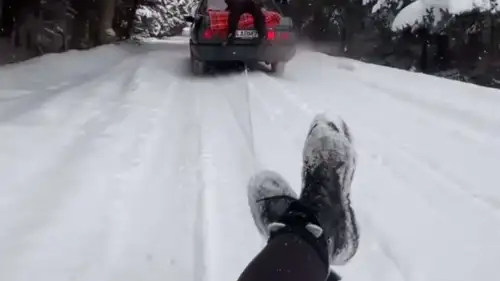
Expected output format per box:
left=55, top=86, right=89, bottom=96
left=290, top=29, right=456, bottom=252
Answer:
left=1, top=0, right=500, bottom=87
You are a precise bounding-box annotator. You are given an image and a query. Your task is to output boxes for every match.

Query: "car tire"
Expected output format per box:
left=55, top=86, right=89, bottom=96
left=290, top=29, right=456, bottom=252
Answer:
left=191, top=55, right=207, bottom=76
left=270, top=62, right=285, bottom=75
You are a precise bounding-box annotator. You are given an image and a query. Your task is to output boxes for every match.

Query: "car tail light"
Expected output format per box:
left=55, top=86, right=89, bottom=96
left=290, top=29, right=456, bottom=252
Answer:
left=267, top=31, right=290, bottom=41
left=267, top=30, right=276, bottom=40
left=203, top=29, right=214, bottom=39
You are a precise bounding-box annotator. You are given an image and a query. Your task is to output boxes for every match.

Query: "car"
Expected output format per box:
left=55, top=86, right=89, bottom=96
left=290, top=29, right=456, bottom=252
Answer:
left=185, top=0, right=296, bottom=75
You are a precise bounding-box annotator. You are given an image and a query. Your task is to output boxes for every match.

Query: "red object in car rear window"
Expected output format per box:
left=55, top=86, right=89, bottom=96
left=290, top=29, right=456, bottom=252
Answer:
left=208, top=10, right=282, bottom=31
left=203, top=29, right=215, bottom=39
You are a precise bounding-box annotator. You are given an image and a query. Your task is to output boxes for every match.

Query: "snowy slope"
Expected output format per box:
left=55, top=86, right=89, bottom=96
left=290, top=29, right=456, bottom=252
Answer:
left=0, top=38, right=499, bottom=281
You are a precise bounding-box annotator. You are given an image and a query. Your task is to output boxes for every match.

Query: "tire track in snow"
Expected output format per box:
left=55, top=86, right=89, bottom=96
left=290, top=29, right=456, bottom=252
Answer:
left=68, top=62, right=171, bottom=281
left=213, top=71, right=259, bottom=168
left=192, top=83, right=208, bottom=281
left=99, top=82, right=182, bottom=280
left=95, top=58, right=200, bottom=281
left=0, top=51, right=185, bottom=281
left=0, top=55, right=146, bottom=266
left=0, top=55, right=141, bottom=123
left=87, top=49, right=217, bottom=281
left=241, top=72, right=309, bottom=189
left=183, top=73, right=263, bottom=281
left=357, top=208, right=411, bottom=281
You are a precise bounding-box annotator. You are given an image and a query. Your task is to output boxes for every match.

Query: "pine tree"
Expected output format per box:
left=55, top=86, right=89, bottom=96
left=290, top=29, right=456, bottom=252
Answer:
left=132, top=0, right=197, bottom=39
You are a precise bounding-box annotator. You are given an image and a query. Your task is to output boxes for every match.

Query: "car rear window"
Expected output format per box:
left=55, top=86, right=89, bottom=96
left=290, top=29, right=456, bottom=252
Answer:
left=207, top=0, right=227, bottom=10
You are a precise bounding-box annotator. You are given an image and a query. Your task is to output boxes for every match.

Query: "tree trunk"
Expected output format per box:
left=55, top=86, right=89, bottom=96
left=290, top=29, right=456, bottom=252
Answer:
left=489, top=13, right=497, bottom=60
left=0, top=0, right=3, bottom=28
left=435, top=34, right=450, bottom=70
left=0, top=0, right=14, bottom=37
left=418, top=28, right=429, bottom=72
left=99, top=0, right=117, bottom=44
left=125, top=0, right=140, bottom=39
left=70, top=0, right=88, bottom=49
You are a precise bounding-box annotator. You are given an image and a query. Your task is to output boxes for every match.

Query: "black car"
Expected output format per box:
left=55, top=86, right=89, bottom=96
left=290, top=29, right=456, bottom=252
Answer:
left=185, top=0, right=296, bottom=75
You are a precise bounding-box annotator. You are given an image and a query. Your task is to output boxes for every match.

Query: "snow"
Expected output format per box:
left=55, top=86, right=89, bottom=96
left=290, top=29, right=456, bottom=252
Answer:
left=369, top=0, right=396, bottom=13
left=391, top=0, right=443, bottom=31
left=1, top=38, right=500, bottom=281
left=387, top=0, right=500, bottom=30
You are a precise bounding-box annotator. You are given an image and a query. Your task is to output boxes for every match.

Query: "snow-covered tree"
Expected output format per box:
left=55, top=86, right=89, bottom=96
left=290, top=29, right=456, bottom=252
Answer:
left=385, top=0, right=499, bottom=31
left=290, top=0, right=366, bottom=45
left=132, top=0, right=198, bottom=38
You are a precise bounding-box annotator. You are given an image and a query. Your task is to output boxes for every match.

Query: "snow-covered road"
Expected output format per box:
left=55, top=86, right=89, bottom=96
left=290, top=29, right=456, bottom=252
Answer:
left=1, top=38, right=499, bottom=281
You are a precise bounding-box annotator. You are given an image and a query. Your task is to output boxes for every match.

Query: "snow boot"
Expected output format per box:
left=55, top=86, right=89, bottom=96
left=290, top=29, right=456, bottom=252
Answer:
left=299, top=113, right=359, bottom=266
left=247, top=169, right=343, bottom=281
left=247, top=170, right=298, bottom=239
left=263, top=113, right=358, bottom=281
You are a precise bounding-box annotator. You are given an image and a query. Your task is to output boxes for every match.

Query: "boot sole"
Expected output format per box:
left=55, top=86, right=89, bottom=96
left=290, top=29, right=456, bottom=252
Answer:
left=247, top=170, right=298, bottom=239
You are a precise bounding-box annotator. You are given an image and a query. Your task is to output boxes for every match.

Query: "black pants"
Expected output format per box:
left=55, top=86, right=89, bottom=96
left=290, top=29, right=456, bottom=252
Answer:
left=227, top=1, right=266, bottom=40
left=236, top=233, right=328, bottom=281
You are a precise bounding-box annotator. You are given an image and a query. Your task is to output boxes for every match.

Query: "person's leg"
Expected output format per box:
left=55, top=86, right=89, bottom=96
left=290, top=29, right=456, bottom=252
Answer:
left=244, top=170, right=329, bottom=281
left=245, top=1, right=266, bottom=40
left=237, top=233, right=327, bottom=281
left=226, top=2, right=243, bottom=44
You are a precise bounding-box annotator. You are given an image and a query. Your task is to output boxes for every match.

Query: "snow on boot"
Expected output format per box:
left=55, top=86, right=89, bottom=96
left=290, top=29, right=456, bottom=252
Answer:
left=300, top=113, right=359, bottom=266
left=247, top=170, right=298, bottom=239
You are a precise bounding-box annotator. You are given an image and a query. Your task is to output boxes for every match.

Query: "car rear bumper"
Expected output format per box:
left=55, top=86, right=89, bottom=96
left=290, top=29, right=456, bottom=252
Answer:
left=190, top=43, right=296, bottom=63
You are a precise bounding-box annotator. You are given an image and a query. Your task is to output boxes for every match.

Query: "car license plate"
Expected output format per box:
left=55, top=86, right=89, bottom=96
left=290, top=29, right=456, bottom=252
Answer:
left=235, top=30, right=258, bottom=39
